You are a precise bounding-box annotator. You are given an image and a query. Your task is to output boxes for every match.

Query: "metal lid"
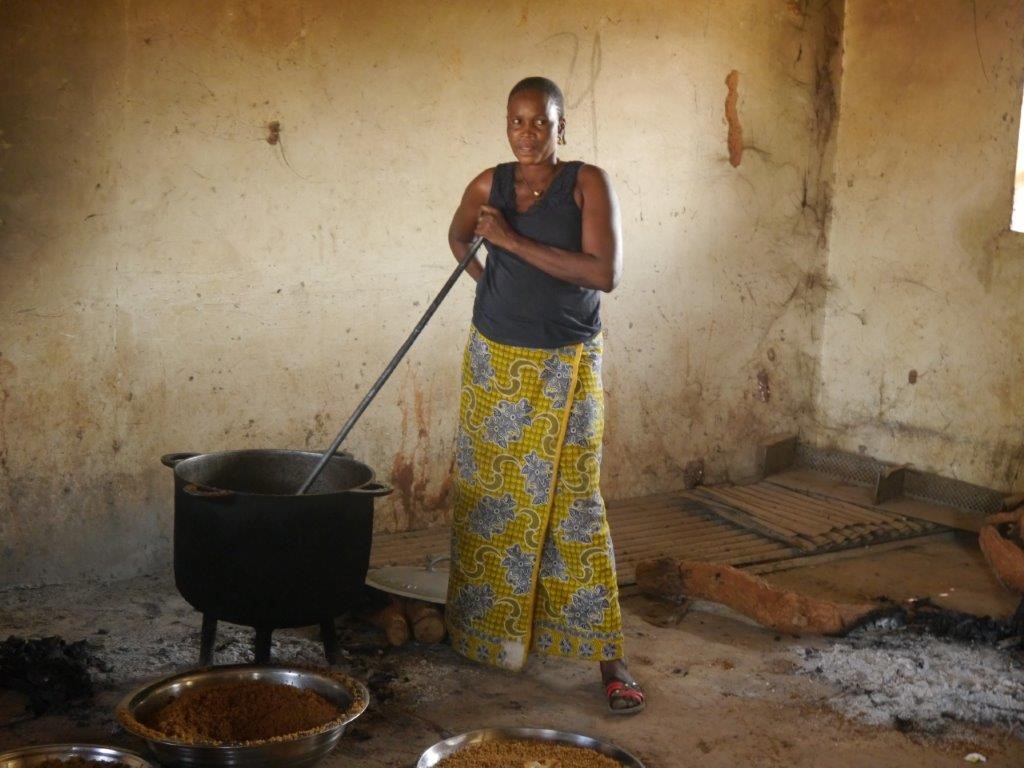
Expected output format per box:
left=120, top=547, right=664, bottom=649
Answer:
left=365, top=555, right=449, bottom=604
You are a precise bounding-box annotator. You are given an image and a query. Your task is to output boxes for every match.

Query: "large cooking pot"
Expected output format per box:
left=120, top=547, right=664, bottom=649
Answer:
left=161, top=449, right=391, bottom=632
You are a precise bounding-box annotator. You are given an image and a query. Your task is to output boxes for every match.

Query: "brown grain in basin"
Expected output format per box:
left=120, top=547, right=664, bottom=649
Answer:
left=434, top=739, right=622, bottom=768
left=149, top=681, right=340, bottom=743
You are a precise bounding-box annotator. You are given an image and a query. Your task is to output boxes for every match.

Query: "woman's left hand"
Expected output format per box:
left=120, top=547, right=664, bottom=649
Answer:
left=474, top=205, right=517, bottom=251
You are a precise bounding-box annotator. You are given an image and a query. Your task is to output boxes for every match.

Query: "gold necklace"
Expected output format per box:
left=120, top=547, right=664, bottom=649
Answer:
left=516, top=163, right=559, bottom=198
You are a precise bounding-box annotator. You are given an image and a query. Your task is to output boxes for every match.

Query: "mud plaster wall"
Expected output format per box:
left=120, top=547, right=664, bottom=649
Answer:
left=812, top=1, right=1024, bottom=492
left=0, top=0, right=835, bottom=586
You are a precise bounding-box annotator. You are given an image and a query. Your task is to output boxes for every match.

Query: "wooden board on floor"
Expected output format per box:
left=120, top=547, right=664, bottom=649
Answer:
left=608, top=494, right=799, bottom=583
left=367, top=483, right=953, bottom=591
left=763, top=468, right=877, bottom=507
left=369, top=492, right=801, bottom=587
left=745, top=531, right=956, bottom=575
left=880, top=497, right=984, bottom=533
left=692, top=482, right=938, bottom=553
left=766, top=468, right=983, bottom=532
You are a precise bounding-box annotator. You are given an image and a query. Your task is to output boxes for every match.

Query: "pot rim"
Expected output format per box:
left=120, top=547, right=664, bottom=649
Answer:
left=161, top=448, right=389, bottom=498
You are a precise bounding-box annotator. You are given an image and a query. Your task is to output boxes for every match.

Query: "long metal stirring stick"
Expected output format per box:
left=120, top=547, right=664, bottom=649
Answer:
left=297, top=236, right=485, bottom=494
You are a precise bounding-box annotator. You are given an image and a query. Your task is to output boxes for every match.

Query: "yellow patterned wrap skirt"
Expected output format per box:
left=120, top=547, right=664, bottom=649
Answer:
left=446, top=325, right=624, bottom=671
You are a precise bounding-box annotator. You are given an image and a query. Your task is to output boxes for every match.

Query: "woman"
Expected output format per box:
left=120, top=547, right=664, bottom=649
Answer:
left=444, top=76, right=644, bottom=714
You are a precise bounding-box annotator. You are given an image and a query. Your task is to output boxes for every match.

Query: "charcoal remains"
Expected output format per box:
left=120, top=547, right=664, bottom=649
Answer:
left=897, top=598, right=1023, bottom=647
left=0, top=635, right=100, bottom=715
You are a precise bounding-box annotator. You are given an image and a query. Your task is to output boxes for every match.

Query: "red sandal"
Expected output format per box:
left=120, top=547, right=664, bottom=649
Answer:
left=604, top=679, right=646, bottom=714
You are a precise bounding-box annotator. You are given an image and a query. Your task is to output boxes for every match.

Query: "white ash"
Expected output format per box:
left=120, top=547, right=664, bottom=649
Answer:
left=91, top=623, right=331, bottom=685
left=0, top=576, right=333, bottom=686
left=795, top=629, right=1024, bottom=734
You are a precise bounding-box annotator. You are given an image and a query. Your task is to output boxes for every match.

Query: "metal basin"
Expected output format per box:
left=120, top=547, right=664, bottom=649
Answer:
left=116, top=665, right=369, bottom=768
left=417, top=727, right=645, bottom=767
left=0, top=745, right=156, bottom=768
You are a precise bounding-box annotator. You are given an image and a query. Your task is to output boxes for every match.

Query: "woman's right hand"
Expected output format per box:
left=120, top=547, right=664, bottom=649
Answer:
left=474, top=205, right=517, bottom=251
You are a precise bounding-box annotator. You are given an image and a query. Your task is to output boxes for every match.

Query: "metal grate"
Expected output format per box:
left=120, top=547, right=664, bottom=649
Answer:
left=793, top=444, right=880, bottom=486
left=696, top=482, right=938, bottom=553
left=793, top=443, right=1003, bottom=516
left=903, top=472, right=1004, bottom=516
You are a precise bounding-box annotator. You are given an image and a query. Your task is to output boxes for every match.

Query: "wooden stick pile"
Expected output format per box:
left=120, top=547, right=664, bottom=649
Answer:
left=364, top=596, right=446, bottom=646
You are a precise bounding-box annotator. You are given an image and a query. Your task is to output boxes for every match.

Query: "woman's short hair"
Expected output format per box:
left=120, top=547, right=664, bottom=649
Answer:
left=508, top=77, right=565, bottom=119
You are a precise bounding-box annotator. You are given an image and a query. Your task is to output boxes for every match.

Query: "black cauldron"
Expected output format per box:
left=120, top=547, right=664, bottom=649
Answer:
left=161, top=449, right=391, bottom=664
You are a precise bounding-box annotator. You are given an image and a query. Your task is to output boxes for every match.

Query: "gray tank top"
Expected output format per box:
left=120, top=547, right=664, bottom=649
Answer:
left=472, top=161, right=601, bottom=349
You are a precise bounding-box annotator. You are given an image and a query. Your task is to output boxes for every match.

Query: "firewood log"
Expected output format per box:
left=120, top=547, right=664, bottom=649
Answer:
left=635, top=557, right=888, bottom=636
left=979, top=524, right=1024, bottom=595
left=366, top=596, right=410, bottom=646
left=984, top=509, right=1024, bottom=527
left=405, top=599, right=446, bottom=644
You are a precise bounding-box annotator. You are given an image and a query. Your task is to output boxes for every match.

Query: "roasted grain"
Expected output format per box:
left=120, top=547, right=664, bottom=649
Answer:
left=434, top=739, right=622, bottom=768
left=150, top=681, right=340, bottom=743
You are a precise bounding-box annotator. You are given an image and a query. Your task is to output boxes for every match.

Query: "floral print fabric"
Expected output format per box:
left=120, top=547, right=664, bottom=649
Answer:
left=446, top=326, right=623, bottom=671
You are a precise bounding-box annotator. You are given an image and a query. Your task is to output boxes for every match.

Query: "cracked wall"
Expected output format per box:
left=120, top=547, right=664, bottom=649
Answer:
left=811, top=0, right=1024, bottom=492
left=0, top=0, right=836, bottom=586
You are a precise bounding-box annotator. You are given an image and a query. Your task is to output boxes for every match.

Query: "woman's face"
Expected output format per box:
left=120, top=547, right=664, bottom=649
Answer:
left=506, top=89, right=562, bottom=165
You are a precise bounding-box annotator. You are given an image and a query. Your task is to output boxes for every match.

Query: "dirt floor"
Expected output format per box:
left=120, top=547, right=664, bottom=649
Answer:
left=1, top=531, right=1023, bottom=767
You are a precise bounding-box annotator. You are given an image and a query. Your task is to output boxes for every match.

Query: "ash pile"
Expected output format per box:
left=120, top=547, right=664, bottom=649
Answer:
left=795, top=601, right=1024, bottom=735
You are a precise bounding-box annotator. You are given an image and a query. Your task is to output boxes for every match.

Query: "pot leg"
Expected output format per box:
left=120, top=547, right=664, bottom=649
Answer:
left=199, top=614, right=217, bottom=666
left=320, top=619, right=339, bottom=665
left=254, top=627, right=273, bottom=663
left=1010, top=597, right=1024, bottom=635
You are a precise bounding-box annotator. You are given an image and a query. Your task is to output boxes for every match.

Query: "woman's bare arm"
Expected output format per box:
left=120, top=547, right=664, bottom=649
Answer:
left=448, top=169, right=494, bottom=283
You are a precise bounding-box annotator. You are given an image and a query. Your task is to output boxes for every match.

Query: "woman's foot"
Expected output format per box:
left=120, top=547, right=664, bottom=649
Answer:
left=600, top=659, right=645, bottom=714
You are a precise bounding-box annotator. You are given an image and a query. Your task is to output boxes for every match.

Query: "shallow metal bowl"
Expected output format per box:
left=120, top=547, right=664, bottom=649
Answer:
left=116, top=664, right=368, bottom=768
left=417, top=727, right=645, bottom=767
left=0, top=744, right=156, bottom=768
